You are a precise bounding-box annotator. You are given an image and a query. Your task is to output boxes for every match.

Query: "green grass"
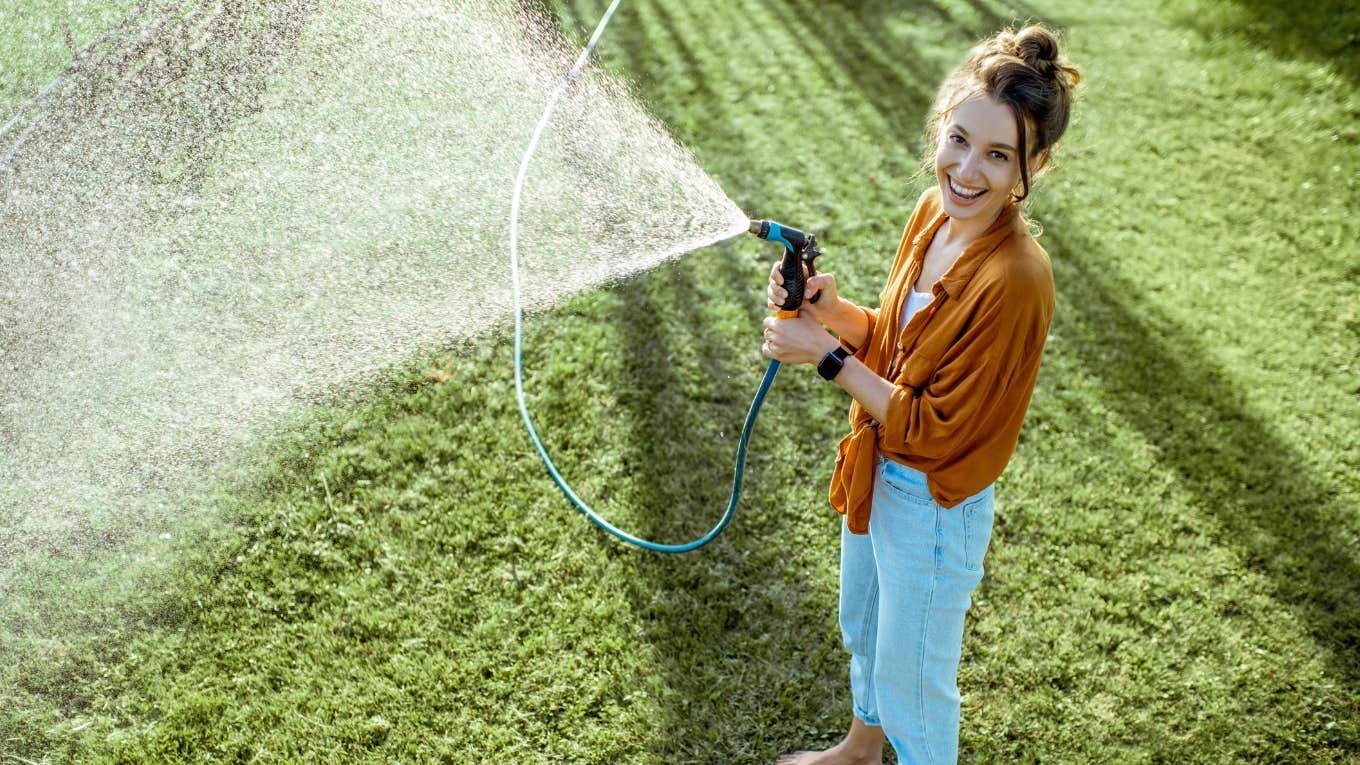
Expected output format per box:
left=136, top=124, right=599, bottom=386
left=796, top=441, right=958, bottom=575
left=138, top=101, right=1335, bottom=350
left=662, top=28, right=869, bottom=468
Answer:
left=3, top=0, right=1359, bottom=762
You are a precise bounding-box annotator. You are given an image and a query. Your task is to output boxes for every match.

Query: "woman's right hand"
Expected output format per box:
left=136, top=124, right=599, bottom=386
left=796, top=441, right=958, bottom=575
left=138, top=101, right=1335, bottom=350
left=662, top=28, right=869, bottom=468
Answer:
left=767, top=261, right=841, bottom=324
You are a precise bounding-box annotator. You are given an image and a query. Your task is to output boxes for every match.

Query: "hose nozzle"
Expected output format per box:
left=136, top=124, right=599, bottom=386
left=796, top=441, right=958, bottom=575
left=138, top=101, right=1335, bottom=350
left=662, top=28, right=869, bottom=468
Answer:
left=749, top=219, right=823, bottom=316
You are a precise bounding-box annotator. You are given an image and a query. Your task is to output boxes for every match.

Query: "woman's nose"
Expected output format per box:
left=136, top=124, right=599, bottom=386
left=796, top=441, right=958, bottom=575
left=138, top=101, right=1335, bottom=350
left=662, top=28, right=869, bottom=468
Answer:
left=956, top=150, right=981, bottom=179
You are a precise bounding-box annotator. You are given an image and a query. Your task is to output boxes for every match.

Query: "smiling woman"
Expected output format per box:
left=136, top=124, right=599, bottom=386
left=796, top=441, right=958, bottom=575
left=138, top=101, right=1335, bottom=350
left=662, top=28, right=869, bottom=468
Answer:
left=762, top=23, right=1081, bottom=765
left=926, top=27, right=1081, bottom=208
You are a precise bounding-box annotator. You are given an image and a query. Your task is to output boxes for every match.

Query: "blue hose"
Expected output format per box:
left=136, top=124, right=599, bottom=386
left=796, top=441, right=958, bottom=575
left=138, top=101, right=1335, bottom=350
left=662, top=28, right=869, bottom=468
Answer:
left=509, top=0, right=777, bottom=553
left=513, top=355, right=781, bottom=553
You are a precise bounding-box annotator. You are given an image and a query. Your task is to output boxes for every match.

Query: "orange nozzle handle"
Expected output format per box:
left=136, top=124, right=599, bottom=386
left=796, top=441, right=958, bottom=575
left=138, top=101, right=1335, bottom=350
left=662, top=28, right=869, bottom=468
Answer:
left=775, top=309, right=800, bottom=319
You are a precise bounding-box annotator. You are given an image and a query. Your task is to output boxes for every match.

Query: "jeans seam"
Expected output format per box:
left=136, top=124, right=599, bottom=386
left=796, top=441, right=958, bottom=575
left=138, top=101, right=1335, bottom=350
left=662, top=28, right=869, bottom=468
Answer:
left=963, top=503, right=975, bottom=571
left=859, top=576, right=879, bottom=654
left=917, top=505, right=942, bottom=765
left=848, top=535, right=879, bottom=726
left=859, top=576, right=879, bottom=723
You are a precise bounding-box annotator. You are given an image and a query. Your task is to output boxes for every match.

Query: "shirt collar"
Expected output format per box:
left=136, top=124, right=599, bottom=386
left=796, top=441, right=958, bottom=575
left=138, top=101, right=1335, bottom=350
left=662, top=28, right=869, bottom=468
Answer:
left=910, top=189, right=1023, bottom=300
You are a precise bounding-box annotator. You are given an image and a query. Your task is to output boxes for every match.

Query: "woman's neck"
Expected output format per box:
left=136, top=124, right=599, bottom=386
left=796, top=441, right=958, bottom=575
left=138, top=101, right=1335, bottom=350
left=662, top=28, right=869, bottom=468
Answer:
left=940, top=201, right=1010, bottom=248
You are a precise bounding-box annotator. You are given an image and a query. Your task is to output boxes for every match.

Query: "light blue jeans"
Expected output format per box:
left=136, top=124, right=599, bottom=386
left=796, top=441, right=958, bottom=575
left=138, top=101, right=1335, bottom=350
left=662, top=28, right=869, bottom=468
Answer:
left=839, top=456, right=995, bottom=764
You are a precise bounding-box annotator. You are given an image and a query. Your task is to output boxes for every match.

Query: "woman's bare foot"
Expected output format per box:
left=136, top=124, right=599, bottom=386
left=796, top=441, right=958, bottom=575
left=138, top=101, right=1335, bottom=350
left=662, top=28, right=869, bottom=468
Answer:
left=774, top=743, right=882, bottom=765
left=775, top=717, right=885, bottom=765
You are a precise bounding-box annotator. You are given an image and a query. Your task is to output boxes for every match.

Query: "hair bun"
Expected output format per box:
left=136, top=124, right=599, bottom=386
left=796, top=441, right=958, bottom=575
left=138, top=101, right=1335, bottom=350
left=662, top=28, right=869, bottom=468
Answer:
left=1014, top=25, right=1061, bottom=78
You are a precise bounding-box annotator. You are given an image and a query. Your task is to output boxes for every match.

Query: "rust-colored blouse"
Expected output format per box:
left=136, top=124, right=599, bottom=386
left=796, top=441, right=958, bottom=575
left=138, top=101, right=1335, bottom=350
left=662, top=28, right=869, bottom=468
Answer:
left=830, top=186, right=1055, bottom=533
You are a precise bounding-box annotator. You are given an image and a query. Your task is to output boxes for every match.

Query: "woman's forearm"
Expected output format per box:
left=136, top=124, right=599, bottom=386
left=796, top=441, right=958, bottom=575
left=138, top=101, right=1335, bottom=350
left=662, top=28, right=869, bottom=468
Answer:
left=823, top=298, right=871, bottom=349
left=832, top=357, right=893, bottom=424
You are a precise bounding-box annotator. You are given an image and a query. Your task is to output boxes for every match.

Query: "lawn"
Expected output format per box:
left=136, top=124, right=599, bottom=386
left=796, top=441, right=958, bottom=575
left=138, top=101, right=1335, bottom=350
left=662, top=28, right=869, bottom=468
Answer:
left=2, top=0, right=1358, bottom=763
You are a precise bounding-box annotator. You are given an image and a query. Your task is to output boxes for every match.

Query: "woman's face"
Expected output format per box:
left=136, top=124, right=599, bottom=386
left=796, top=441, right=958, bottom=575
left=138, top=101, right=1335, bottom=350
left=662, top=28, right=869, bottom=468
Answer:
left=934, top=94, right=1029, bottom=224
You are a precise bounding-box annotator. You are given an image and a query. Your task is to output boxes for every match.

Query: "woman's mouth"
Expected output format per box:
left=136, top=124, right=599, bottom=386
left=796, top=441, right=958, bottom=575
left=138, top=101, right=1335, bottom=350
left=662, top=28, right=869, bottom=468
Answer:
left=948, top=175, right=987, bottom=204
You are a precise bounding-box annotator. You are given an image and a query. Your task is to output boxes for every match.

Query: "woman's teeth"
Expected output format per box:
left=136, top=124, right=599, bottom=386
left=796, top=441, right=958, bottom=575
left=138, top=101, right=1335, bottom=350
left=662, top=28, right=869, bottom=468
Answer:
left=949, top=177, right=986, bottom=199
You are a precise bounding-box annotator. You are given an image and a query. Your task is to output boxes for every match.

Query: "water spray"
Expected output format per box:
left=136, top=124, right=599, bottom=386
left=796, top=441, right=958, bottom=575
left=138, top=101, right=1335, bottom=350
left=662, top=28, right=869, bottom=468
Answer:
left=509, top=0, right=828, bottom=552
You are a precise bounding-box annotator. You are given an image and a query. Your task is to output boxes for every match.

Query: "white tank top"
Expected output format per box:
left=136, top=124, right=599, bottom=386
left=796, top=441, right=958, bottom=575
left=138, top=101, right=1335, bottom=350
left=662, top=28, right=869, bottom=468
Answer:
left=900, top=288, right=934, bottom=332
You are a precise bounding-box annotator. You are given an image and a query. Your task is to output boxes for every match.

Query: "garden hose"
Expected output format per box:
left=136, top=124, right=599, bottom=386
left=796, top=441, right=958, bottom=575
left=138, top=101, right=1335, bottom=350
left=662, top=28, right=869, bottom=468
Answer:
left=508, top=0, right=819, bottom=552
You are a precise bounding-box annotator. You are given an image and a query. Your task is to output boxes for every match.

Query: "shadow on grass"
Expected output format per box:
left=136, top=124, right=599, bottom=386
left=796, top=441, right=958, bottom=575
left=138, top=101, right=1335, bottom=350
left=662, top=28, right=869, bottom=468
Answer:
left=828, top=0, right=1055, bottom=38
left=602, top=251, right=848, bottom=762
left=1041, top=214, right=1360, bottom=700
left=9, top=0, right=319, bottom=188
left=757, top=0, right=937, bottom=135
left=1179, top=0, right=1360, bottom=85
left=553, top=0, right=877, bottom=759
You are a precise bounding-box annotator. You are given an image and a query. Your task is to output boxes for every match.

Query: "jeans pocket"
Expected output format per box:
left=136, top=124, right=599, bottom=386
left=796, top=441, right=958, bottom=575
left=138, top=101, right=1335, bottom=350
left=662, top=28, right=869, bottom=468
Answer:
left=879, top=463, right=935, bottom=506
left=961, top=496, right=995, bottom=572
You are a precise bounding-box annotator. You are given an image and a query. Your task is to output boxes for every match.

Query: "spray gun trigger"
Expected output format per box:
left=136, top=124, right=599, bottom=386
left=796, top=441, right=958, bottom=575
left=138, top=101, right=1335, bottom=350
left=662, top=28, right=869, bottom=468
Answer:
left=803, top=238, right=824, bottom=303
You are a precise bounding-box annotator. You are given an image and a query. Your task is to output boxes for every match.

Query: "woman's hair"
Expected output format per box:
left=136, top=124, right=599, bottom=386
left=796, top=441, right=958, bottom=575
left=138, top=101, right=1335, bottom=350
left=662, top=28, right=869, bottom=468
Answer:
left=923, top=24, right=1081, bottom=201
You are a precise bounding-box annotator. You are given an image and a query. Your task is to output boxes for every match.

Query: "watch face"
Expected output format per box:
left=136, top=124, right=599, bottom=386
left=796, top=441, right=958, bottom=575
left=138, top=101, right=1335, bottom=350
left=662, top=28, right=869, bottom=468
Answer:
left=818, top=351, right=844, bottom=380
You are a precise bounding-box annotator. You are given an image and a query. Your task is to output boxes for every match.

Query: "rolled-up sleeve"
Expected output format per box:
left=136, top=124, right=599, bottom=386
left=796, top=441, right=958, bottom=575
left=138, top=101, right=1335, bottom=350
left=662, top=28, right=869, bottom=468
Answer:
left=850, top=305, right=878, bottom=360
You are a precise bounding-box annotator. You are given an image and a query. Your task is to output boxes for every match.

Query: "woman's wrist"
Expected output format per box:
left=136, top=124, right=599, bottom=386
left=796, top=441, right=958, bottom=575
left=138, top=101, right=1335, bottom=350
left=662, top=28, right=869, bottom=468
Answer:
left=826, top=298, right=869, bottom=347
left=819, top=296, right=852, bottom=329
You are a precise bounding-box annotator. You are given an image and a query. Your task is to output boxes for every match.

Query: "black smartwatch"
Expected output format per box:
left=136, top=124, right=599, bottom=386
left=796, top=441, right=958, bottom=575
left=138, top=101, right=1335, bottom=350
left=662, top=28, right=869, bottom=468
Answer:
left=817, top=344, right=852, bottom=381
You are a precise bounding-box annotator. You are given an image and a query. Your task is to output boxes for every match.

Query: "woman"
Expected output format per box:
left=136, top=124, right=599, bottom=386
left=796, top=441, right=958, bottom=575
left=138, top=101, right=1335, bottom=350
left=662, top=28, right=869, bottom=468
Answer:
left=761, top=24, right=1081, bottom=765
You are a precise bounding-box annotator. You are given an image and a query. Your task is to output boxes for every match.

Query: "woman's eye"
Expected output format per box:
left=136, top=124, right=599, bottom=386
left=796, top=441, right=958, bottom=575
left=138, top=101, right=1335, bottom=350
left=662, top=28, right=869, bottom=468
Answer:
left=991, top=151, right=1009, bottom=161
left=950, top=134, right=965, bottom=144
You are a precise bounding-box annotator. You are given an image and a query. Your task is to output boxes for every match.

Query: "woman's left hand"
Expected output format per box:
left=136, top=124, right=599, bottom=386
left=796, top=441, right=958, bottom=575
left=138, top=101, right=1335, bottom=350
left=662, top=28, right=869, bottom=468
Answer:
left=762, top=314, right=842, bottom=365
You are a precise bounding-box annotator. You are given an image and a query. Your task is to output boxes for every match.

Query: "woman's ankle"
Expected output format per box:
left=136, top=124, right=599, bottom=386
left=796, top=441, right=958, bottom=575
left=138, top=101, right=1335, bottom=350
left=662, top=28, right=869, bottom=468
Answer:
left=839, top=717, right=886, bottom=758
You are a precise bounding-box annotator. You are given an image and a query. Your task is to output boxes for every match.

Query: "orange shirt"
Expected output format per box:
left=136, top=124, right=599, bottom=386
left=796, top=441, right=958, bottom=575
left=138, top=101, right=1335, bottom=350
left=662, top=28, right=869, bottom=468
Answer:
left=830, top=186, right=1055, bottom=533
